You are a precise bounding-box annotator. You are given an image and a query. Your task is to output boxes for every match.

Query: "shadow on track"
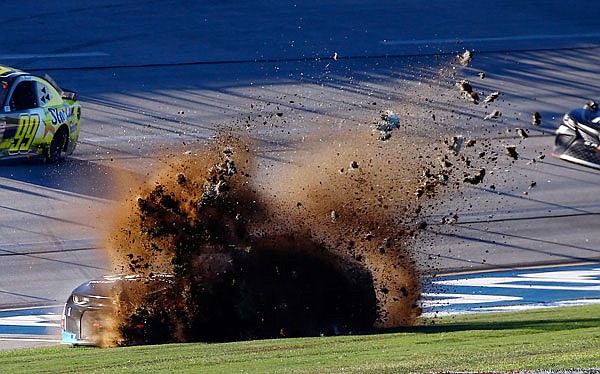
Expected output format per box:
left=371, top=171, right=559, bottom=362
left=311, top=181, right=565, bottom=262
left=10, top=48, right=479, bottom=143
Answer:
left=0, top=157, right=130, bottom=200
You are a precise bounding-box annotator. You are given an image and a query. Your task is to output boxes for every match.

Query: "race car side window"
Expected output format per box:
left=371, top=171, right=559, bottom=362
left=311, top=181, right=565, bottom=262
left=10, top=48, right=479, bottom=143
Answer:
left=10, top=81, right=38, bottom=111
left=34, top=79, right=62, bottom=108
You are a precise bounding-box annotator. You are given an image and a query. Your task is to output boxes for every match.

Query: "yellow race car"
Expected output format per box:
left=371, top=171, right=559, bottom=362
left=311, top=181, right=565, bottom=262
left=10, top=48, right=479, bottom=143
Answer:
left=0, top=65, right=81, bottom=162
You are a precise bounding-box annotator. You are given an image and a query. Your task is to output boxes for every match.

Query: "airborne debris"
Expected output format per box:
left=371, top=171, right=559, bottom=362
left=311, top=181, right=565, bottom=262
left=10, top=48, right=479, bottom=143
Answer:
left=483, top=92, right=500, bottom=103
left=414, top=179, right=437, bottom=199
left=456, top=80, right=479, bottom=104
left=484, top=110, right=501, bottom=120
left=505, top=145, right=519, bottom=160
left=444, top=213, right=459, bottom=224
left=374, top=110, right=401, bottom=140
left=448, top=135, right=464, bottom=154
left=463, top=168, right=486, bottom=185
left=532, top=112, right=542, bottom=126
left=516, top=128, right=529, bottom=139
left=330, top=210, right=339, bottom=222
left=457, top=50, right=473, bottom=66
left=439, top=158, right=453, bottom=168
left=97, top=51, right=519, bottom=348
left=414, top=169, right=450, bottom=199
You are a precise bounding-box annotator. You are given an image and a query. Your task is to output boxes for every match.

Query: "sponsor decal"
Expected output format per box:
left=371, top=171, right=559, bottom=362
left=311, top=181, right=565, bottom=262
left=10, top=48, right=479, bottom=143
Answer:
left=43, top=122, right=55, bottom=139
left=48, top=106, right=75, bottom=125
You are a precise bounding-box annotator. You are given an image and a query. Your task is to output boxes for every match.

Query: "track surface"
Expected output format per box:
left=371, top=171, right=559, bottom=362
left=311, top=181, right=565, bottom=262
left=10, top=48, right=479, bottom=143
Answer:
left=2, top=262, right=599, bottom=350
left=421, top=262, right=600, bottom=316
left=1, top=0, right=599, bottom=349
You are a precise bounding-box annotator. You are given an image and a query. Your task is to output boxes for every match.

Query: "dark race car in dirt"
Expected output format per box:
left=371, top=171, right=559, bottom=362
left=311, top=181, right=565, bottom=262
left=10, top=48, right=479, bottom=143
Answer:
left=62, top=244, right=379, bottom=347
left=61, top=274, right=174, bottom=346
left=0, top=65, right=81, bottom=162
left=553, top=100, right=600, bottom=169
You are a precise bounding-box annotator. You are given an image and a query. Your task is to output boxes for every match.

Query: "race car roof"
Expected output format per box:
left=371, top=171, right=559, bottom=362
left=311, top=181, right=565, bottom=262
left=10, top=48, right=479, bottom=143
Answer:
left=71, top=274, right=175, bottom=298
left=0, top=65, right=26, bottom=80
left=72, top=279, right=118, bottom=298
left=0, top=65, right=78, bottom=101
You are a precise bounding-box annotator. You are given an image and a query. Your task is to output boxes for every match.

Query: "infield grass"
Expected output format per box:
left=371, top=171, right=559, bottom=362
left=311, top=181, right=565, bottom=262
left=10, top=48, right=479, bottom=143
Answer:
left=3, top=304, right=600, bottom=373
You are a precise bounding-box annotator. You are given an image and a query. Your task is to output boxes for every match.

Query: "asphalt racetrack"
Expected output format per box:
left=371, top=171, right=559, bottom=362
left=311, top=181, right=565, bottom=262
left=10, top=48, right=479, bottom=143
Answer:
left=1, top=262, right=599, bottom=348
left=0, top=1, right=600, bottom=349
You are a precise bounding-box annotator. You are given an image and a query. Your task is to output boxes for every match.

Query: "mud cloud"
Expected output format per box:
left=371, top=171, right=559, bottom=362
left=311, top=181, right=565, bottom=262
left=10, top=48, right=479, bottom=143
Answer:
left=98, top=53, right=502, bottom=346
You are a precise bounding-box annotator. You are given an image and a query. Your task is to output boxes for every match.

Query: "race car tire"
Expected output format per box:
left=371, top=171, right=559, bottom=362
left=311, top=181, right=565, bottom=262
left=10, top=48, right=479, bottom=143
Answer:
left=46, top=127, right=68, bottom=163
left=555, top=134, right=574, bottom=150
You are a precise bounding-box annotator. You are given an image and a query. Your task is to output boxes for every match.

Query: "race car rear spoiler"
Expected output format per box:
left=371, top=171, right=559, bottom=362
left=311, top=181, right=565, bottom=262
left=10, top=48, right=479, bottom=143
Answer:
left=43, top=74, right=78, bottom=101
left=60, top=88, right=78, bottom=100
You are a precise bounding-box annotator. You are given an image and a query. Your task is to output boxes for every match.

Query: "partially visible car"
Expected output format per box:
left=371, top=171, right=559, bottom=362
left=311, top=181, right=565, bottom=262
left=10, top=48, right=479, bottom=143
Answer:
left=61, top=274, right=174, bottom=346
left=0, top=65, right=81, bottom=162
left=553, top=100, right=600, bottom=169
left=61, top=275, right=117, bottom=346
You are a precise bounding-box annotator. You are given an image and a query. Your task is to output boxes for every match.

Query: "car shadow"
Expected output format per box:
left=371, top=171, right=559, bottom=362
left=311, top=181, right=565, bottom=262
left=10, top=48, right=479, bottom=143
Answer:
left=0, top=156, right=132, bottom=200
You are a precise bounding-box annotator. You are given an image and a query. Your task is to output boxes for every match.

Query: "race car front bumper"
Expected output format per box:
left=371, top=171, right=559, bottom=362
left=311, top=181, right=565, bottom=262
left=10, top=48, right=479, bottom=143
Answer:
left=61, top=303, right=108, bottom=346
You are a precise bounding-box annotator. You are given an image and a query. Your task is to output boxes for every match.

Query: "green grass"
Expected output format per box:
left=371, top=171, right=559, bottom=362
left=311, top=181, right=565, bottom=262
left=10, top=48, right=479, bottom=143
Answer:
left=4, top=304, right=600, bottom=373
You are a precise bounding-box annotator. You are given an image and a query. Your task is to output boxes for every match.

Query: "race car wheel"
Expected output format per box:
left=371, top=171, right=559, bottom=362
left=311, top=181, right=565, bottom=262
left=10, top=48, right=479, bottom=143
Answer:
left=46, top=127, right=68, bottom=163
left=553, top=134, right=576, bottom=155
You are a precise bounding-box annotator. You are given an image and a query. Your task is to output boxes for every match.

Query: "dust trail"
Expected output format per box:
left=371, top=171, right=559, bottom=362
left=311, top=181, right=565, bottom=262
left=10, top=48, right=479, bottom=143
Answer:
left=98, top=129, right=425, bottom=345
left=98, top=55, right=491, bottom=346
left=265, top=131, right=431, bottom=327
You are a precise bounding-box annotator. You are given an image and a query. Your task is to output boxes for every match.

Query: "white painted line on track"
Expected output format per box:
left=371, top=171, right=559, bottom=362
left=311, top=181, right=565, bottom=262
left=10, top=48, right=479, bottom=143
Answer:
left=432, top=268, right=600, bottom=290
left=0, top=337, right=60, bottom=343
left=435, top=278, right=600, bottom=291
left=421, top=298, right=600, bottom=318
left=0, top=314, right=60, bottom=328
left=0, top=52, right=109, bottom=60
left=421, top=264, right=600, bottom=317
left=421, top=293, right=522, bottom=307
left=380, top=33, right=600, bottom=46
left=0, top=305, right=62, bottom=313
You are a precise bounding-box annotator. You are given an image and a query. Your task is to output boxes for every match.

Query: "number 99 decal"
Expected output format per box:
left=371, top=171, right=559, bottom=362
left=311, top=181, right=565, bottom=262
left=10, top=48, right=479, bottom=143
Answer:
left=10, top=114, right=40, bottom=153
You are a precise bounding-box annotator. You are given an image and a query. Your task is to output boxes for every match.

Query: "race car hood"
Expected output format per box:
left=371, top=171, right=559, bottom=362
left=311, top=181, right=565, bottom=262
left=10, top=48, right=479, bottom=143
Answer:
left=70, top=274, right=175, bottom=300
left=72, top=278, right=118, bottom=298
